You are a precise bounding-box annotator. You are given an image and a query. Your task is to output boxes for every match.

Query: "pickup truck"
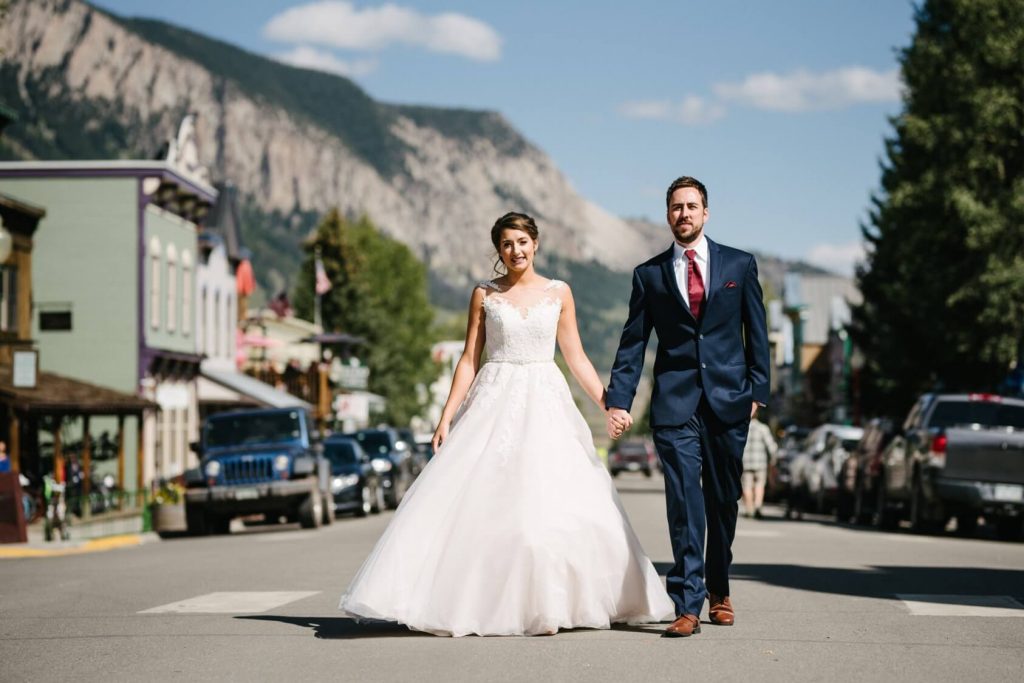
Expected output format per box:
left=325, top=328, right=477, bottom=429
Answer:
left=184, top=407, right=335, bottom=535
left=877, top=393, right=1024, bottom=539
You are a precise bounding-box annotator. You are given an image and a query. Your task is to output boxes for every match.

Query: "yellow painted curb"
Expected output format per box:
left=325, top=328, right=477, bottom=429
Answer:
left=0, top=534, right=144, bottom=559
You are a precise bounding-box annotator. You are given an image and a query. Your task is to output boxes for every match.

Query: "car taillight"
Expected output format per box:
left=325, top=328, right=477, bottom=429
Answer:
left=968, top=393, right=1002, bottom=402
left=928, top=434, right=947, bottom=467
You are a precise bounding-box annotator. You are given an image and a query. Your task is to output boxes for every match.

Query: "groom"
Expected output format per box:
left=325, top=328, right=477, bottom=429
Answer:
left=605, top=176, right=769, bottom=638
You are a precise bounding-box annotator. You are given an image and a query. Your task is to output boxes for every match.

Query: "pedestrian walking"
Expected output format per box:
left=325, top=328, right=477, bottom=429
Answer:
left=0, top=440, right=10, bottom=473
left=741, top=416, right=777, bottom=518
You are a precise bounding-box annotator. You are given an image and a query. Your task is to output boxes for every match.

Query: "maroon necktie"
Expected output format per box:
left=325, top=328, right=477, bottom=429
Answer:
left=685, top=249, right=705, bottom=318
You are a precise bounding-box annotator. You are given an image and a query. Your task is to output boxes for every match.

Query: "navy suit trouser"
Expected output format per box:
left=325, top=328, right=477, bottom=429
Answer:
left=653, top=399, right=748, bottom=617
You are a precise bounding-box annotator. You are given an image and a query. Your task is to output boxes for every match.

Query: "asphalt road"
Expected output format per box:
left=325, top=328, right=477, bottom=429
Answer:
left=2, top=473, right=1023, bottom=682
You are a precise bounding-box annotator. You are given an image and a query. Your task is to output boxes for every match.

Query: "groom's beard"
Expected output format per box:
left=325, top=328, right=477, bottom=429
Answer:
left=673, top=222, right=704, bottom=245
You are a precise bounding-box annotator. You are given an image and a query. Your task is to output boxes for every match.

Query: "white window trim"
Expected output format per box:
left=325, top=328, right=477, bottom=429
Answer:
left=181, top=250, right=193, bottom=337
left=166, top=244, right=178, bottom=333
left=149, top=237, right=162, bottom=330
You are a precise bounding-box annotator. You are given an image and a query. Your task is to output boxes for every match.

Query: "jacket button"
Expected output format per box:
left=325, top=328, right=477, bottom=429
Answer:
left=699, top=334, right=704, bottom=340
left=701, top=362, right=707, bottom=369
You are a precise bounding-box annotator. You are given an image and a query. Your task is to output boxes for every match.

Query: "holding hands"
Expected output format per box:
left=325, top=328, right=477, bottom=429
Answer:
left=606, top=407, right=633, bottom=440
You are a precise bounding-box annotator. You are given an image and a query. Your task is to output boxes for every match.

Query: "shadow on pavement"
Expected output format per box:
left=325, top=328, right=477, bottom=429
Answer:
left=236, top=615, right=428, bottom=639
left=649, top=563, right=1024, bottom=607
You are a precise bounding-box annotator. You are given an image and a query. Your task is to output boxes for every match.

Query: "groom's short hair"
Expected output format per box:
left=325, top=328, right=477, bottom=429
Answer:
left=666, top=176, right=708, bottom=209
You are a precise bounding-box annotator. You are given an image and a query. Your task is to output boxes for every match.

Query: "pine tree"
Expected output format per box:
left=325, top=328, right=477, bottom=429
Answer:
left=851, top=0, right=1024, bottom=416
left=294, top=210, right=437, bottom=426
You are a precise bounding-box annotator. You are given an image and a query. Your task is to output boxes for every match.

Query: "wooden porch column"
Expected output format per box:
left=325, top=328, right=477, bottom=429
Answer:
left=52, top=423, right=64, bottom=484
left=9, top=412, right=20, bottom=474
left=116, top=415, right=125, bottom=491
left=136, top=413, right=145, bottom=505
left=81, top=416, right=92, bottom=498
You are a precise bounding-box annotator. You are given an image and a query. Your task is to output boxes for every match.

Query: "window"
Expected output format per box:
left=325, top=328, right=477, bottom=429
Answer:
left=166, top=244, right=178, bottom=333
left=149, top=237, right=161, bottom=330
left=181, top=250, right=193, bottom=337
left=39, top=309, right=72, bottom=331
left=0, top=265, right=17, bottom=333
left=199, top=287, right=207, bottom=355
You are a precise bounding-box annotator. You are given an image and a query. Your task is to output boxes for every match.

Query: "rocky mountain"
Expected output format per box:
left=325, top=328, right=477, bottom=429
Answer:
left=0, top=0, right=663, bottom=298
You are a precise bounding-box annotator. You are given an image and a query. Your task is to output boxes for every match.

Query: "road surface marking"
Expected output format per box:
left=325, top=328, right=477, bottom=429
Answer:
left=139, top=591, right=320, bottom=614
left=896, top=594, right=1024, bottom=617
left=0, top=534, right=144, bottom=559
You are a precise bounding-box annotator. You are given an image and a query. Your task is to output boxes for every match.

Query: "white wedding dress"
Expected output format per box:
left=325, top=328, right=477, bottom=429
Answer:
left=339, top=280, right=674, bottom=636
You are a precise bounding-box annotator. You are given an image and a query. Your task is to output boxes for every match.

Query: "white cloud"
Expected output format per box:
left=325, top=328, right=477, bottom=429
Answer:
left=273, top=46, right=378, bottom=77
left=619, top=66, right=900, bottom=125
left=713, top=66, right=901, bottom=112
left=618, top=96, right=726, bottom=126
left=806, top=241, right=866, bottom=276
left=264, top=1, right=502, bottom=62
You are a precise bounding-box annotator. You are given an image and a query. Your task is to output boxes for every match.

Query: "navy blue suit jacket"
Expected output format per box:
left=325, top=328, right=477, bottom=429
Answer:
left=607, top=238, right=770, bottom=427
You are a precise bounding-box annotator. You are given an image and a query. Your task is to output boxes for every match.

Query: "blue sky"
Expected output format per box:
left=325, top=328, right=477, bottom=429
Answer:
left=93, top=0, right=917, bottom=274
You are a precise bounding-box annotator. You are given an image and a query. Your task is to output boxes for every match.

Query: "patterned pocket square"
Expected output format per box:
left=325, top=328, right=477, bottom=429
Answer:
left=724, top=281, right=738, bottom=289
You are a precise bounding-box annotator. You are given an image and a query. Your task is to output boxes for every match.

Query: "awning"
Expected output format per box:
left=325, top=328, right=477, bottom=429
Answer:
left=199, top=362, right=311, bottom=410
left=0, top=368, right=156, bottom=415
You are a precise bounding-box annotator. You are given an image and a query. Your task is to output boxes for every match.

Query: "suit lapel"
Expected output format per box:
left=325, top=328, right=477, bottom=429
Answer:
left=658, top=245, right=697, bottom=324
left=704, top=237, right=724, bottom=311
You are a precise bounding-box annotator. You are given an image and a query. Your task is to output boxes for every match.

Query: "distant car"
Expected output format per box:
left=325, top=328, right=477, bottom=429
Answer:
left=784, top=424, right=863, bottom=518
left=767, top=426, right=809, bottom=502
left=395, top=427, right=428, bottom=477
left=347, top=428, right=414, bottom=509
left=323, top=436, right=385, bottom=517
left=805, top=425, right=864, bottom=514
left=838, top=418, right=898, bottom=524
left=608, top=440, right=657, bottom=477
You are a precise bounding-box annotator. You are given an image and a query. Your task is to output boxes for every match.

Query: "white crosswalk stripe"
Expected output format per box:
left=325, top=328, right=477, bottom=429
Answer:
left=897, top=594, right=1024, bottom=617
left=139, top=591, right=320, bottom=614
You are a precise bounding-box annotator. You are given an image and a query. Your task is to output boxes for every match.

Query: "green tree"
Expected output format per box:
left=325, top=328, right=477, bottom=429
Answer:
left=294, top=210, right=437, bottom=426
left=851, top=0, right=1024, bottom=416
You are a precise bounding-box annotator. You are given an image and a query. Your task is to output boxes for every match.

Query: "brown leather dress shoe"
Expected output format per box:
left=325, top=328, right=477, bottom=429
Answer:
left=708, top=594, right=734, bottom=626
left=662, top=614, right=701, bottom=638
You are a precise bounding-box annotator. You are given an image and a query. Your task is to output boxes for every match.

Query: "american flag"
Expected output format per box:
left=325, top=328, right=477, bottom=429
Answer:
left=315, top=257, right=332, bottom=295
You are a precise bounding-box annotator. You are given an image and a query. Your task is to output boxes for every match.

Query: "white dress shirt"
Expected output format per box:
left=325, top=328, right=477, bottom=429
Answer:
left=672, top=236, right=710, bottom=311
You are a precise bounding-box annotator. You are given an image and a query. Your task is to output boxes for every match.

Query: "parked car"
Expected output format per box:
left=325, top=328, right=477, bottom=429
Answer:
left=838, top=417, right=898, bottom=524
left=347, top=428, right=415, bottom=509
left=395, top=427, right=428, bottom=477
left=608, top=440, right=657, bottom=477
left=185, top=407, right=334, bottom=535
left=784, top=424, right=862, bottom=517
left=767, top=426, right=809, bottom=502
left=323, top=436, right=384, bottom=517
left=805, top=425, right=864, bottom=514
left=876, top=393, right=1024, bottom=539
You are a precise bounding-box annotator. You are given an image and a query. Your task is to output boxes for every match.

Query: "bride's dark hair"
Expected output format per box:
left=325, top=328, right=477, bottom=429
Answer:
left=490, top=212, right=539, bottom=274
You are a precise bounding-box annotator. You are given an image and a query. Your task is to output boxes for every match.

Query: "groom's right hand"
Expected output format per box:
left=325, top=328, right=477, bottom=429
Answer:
left=606, top=408, right=633, bottom=440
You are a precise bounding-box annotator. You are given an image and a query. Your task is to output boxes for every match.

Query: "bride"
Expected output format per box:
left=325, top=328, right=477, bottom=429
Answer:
left=339, top=212, right=673, bottom=636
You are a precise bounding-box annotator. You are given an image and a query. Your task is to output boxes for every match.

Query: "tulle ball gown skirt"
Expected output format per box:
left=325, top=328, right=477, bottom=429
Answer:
left=339, top=361, right=674, bottom=636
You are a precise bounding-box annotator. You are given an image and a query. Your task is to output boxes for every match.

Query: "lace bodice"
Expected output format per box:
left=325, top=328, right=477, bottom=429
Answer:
left=479, top=279, right=565, bottom=363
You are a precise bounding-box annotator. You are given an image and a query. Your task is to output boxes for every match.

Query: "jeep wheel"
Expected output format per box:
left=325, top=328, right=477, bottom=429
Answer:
left=955, top=513, right=978, bottom=537
left=207, top=514, right=231, bottom=535
left=185, top=506, right=209, bottom=536
left=372, top=485, right=385, bottom=514
left=873, top=481, right=897, bottom=530
left=299, top=490, right=324, bottom=529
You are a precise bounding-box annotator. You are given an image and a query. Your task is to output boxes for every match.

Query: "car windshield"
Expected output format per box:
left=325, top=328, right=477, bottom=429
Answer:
left=205, top=411, right=302, bottom=448
left=618, top=444, right=648, bottom=455
left=354, top=431, right=392, bottom=455
left=928, top=401, right=1024, bottom=429
left=840, top=439, right=860, bottom=452
left=325, top=442, right=359, bottom=466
